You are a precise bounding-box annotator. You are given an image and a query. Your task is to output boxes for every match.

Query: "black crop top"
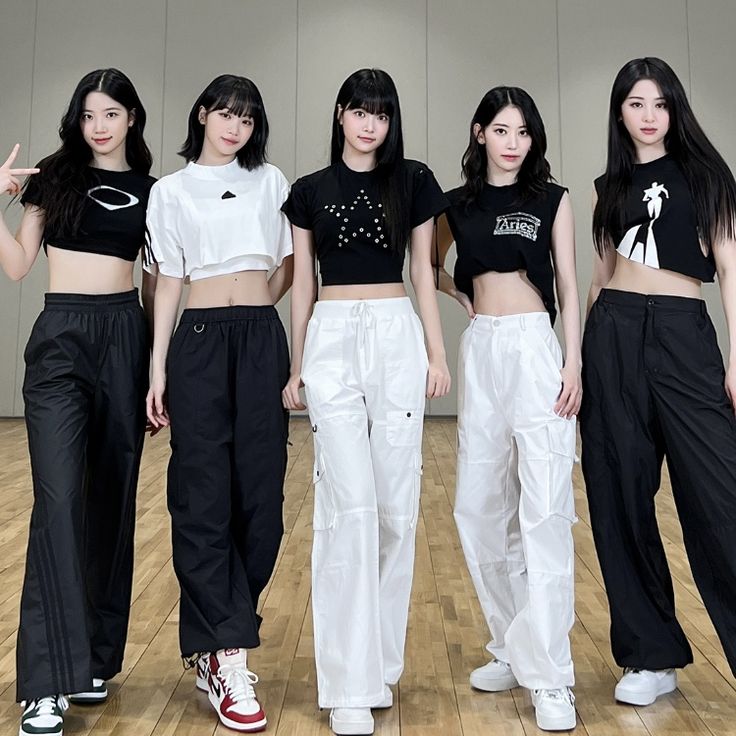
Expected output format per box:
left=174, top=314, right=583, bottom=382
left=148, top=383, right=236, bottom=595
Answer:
left=446, top=182, right=566, bottom=324
left=594, top=154, right=714, bottom=282
left=21, top=167, right=156, bottom=262
left=282, top=159, right=448, bottom=285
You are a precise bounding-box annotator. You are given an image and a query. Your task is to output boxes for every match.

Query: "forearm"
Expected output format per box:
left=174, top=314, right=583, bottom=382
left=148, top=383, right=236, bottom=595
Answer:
left=412, top=264, right=446, bottom=362
left=0, top=211, right=33, bottom=280
left=268, top=256, right=294, bottom=304
left=150, top=275, right=183, bottom=377
left=557, top=279, right=582, bottom=368
left=289, top=274, right=316, bottom=376
left=141, top=269, right=157, bottom=342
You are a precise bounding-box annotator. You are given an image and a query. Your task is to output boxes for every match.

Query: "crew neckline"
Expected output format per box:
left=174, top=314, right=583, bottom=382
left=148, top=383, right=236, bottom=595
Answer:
left=635, top=152, right=671, bottom=167
left=187, top=158, right=241, bottom=179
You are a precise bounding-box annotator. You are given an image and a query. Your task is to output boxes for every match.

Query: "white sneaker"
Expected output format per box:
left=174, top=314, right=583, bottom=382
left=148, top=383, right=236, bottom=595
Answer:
left=614, top=668, right=677, bottom=706
left=329, top=707, right=374, bottom=735
left=469, top=659, right=519, bottom=692
left=68, top=678, right=107, bottom=704
left=208, top=649, right=267, bottom=732
left=374, top=685, right=393, bottom=709
left=531, top=687, right=576, bottom=731
left=195, top=654, right=210, bottom=692
left=19, top=695, right=69, bottom=736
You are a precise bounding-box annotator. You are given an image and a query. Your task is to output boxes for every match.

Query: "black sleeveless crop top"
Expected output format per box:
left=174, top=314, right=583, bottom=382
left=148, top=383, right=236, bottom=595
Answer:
left=282, top=159, right=448, bottom=285
left=594, top=154, right=714, bottom=282
left=21, top=167, right=156, bottom=262
left=446, top=182, right=567, bottom=324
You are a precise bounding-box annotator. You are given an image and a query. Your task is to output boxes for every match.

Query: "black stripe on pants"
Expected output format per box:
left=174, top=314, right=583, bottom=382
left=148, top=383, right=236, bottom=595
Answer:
left=580, top=288, right=736, bottom=673
left=17, top=290, right=148, bottom=701
left=166, top=305, right=289, bottom=658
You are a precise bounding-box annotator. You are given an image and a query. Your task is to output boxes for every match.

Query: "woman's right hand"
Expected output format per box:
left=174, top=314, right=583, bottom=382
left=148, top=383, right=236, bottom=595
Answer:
left=0, top=144, right=39, bottom=197
left=146, top=372, right=170, bottom=428
left=453, top=289, right=475, bottom=319
left=282, top=372, right=306, bottom=410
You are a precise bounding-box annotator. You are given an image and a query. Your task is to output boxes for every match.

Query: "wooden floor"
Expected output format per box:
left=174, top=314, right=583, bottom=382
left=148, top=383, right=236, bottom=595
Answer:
left=0, top=417, right=734, bottom=735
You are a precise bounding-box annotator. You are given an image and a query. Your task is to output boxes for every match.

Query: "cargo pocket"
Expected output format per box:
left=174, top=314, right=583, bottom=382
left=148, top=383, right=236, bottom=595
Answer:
left=546, top=422, right=577, bottom=522
left=386, top=409, right=423, bottom=447
left=312, top=452, right=336, bottom=531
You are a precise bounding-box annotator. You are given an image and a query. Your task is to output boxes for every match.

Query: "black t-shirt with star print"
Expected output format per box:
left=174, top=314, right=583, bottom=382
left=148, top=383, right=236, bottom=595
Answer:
left=21, top=166, right=156, bottom=261
left=282, top=159, right=448, bottom=285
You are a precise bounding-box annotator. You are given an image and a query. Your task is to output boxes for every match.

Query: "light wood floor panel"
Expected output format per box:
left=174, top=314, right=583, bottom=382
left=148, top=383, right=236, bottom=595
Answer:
left=0, top=418, right=734, bottom=734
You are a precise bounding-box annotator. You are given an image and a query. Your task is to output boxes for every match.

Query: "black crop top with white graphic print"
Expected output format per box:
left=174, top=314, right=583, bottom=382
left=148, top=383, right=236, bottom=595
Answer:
left=446, top=182, right=566, bottom=324
left=282, top=159, right=448, bottom=285
left=21, top=167, right=156, bottom=262
left=594, top=154, right=715, bottom=282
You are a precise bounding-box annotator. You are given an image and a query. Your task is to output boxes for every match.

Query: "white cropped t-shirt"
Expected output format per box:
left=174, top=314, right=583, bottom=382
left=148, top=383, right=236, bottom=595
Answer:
left=145, top=159, right=293, bottom=280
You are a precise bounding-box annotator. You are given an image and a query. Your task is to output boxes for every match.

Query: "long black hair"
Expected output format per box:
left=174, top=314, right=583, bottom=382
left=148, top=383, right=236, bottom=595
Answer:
left=593, top=56, right=736, bottom=254
left=460, top=86, right=552, bottom=207
left=179, top=74, right=268, bottom=170
left=330, top=68, right=409, bottom=252
left=21, top=68, right=152, bottom=237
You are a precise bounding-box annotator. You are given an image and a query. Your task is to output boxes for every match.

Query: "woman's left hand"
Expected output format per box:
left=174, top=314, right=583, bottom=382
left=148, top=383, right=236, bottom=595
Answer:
left=426, top=359, right=451, bottom=399
left=555, top=362, right=582, bottom=419
left=725, top=362, right=736, bottom=413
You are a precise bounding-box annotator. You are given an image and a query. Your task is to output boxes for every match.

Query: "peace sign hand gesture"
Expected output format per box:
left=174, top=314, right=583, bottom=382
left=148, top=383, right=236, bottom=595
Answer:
left=0, top=144, right=39, bottom=197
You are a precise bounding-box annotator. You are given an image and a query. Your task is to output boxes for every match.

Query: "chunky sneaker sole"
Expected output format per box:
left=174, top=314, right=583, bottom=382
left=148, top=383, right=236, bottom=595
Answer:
left=615, top=670, right=677, bottom=706
left=531, top=689, right=576, bottom=731
left=208, top=690, right=266, bottom=731
left=68, top=679, right=107, bottom=704
left=329, top=708, right=374, bottom=735
left=469, top=662, right=519, bottom=692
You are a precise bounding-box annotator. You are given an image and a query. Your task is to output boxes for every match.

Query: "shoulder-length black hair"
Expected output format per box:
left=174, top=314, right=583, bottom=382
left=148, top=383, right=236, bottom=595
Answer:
left=21, top=68, right=152, bottom=237
left=593, top=56, right=736, bottom=255
left=179, top=74, right=268, bottom=170
left=330, top=68, right=409, bottom=252
left=460, top=86, right=552, bottom=207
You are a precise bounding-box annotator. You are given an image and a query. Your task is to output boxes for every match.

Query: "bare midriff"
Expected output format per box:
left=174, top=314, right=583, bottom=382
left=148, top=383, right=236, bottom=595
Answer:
left=187, top=270, right=272, bottom=308
left=605, top=253, right=702, bottom=298
left=320, top=282, right=407, bottom=300
left=472, top=270, right=546, bottom=316
left=47, top=246, right=136, bottom=294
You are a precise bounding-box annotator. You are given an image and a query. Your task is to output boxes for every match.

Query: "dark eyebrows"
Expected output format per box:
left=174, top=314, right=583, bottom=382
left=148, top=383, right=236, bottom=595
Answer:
left=626, top=95, right=666, bottom=101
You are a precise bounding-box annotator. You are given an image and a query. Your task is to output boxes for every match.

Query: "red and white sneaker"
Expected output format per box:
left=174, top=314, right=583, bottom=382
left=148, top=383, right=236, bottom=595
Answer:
left=208, top=649, right=266, bottom=732
left=196, top=654, right=210, bottom=692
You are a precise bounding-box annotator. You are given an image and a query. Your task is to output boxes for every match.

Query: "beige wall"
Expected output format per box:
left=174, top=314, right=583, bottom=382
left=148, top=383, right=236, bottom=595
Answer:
left=1, top=0, right=734, bottom=416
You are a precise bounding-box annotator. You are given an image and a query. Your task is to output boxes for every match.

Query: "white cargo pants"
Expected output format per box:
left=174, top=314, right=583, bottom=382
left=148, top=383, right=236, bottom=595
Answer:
left=454, top=313, right=576, bottom=689
left=301, top=297, right=428, bottom=708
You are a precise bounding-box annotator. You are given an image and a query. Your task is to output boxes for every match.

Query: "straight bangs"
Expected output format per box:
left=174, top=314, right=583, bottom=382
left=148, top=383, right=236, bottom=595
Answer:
left=344, top=78, right=396, bottom=119
left=206, top=84, right=262, bottom=120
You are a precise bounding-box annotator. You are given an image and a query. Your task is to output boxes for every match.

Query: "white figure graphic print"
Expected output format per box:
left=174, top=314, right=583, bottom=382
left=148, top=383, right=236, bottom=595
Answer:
left=87, top=185, right=140, bottom=211
left=616, top=180, right=669, bottom=268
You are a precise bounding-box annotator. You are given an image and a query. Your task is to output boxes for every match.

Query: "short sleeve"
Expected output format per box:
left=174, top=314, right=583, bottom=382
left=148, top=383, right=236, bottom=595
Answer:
left=593, top=175, right=605, bottom=197
left=274, top=170, right=294, bottom=265
left=20, top=171, right=43, bottom=208
left=144, top=181, right=184, bottom=277
left=281, top=177, right=313, bottom=230
left=409, top=163, right=449, bottom=228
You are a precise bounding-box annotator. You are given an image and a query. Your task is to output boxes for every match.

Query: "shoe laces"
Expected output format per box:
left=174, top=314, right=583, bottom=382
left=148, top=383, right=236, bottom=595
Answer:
left=217, top=664, right=259, bottom=703
left=535, top=687, right=575, bottom=704
left=24, top=695, right=69, bottom=715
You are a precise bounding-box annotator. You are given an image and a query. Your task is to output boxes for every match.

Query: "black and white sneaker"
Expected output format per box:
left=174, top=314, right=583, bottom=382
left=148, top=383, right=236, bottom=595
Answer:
left=68, top=678, right=107, bottom=704
left=196, top=654, right=210, bottom=692
left=19, top=695, right=69, bottom=736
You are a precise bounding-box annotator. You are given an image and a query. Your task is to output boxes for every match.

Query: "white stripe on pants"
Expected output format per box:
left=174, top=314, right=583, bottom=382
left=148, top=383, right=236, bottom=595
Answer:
left=301, top=297, right=428, bottom=708
left=454, top=312, right=576, bottom=689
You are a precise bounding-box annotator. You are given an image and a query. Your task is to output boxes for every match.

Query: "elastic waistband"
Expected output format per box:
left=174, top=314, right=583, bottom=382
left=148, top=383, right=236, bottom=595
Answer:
left=471, top=311, right=551, bottom=331
left=43, top=289, right=139, bottom=312
left=312, top=296, right=415, bottom=318
left=179, top=304, right=279, bottom=324
left=599, top=288, right=706, bottom=314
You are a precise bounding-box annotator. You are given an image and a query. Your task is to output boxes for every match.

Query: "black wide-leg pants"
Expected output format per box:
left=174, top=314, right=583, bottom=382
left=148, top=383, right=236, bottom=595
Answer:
left=580, top=288, right=736, bottom=673
left=166, top=306, right=289, bottom=658
left=17, top=290, right=148, bottom=701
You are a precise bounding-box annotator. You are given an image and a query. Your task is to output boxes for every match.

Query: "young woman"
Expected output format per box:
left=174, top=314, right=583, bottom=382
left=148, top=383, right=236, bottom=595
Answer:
left=582, top=57, right=736, bottom=707
left=434, top=87, right=580, bottom=732
left=0, top=68, right=155, bottom=736
left=281, top=68, right=450, bottom=736
left=145, top=74, right=292, bottom=733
